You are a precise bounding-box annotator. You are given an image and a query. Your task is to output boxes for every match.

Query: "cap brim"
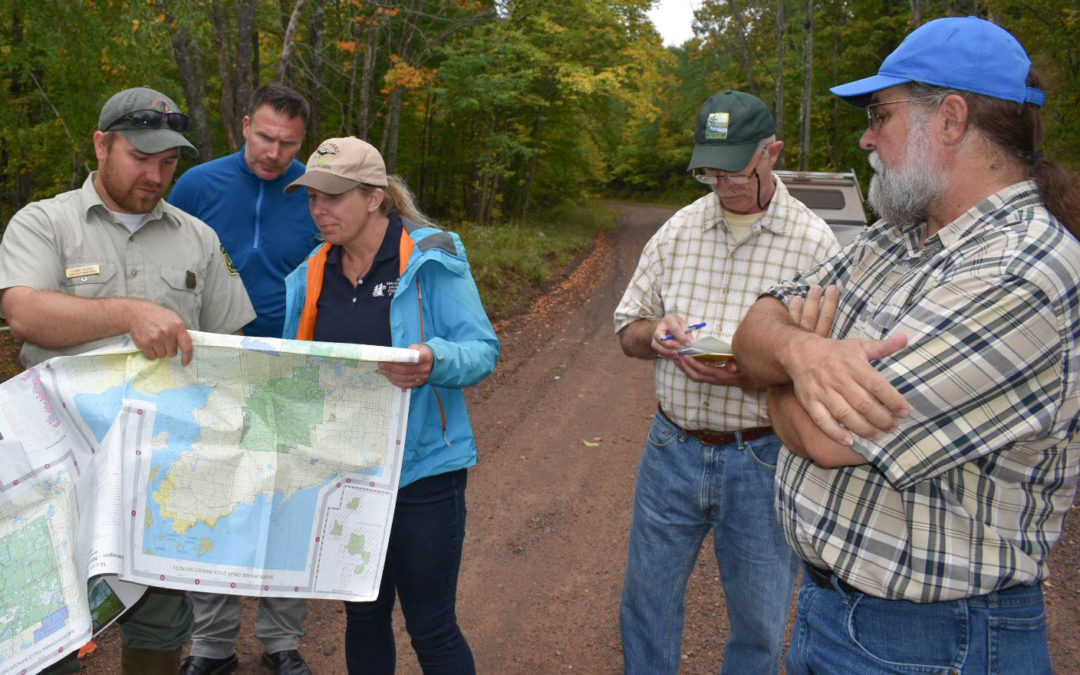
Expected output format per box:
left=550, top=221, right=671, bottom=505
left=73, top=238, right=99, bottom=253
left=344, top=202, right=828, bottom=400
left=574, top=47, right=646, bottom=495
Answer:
left=829, top=73, right=912, bottom=108
left=121, top=128, right=198, bottom=158
left=687, top=142, right=759, bottom=173
left=284, top=171, right=362, bottom=195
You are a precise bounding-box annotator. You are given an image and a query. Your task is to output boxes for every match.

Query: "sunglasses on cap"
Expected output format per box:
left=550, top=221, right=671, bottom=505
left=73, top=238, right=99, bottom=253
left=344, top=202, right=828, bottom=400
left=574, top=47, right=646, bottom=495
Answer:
left=104, top=109, right=191, bottom=133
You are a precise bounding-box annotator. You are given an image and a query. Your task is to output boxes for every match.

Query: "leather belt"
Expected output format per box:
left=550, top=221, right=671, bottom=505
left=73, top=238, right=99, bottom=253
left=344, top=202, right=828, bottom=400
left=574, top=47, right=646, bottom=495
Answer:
left=803, top=564, right=858, bottom=593
left=657, top=405, right=773, bottom=446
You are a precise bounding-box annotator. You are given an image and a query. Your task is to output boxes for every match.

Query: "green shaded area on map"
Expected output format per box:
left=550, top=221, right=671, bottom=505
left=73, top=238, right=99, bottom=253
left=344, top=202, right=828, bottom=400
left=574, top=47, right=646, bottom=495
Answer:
left=332, top=522, right=343, bottom=536
left=241, top=365, right=325, bottom=452
left=347, top=533, right=372, bottom=575
left=0, top=517, right=65, bottom=641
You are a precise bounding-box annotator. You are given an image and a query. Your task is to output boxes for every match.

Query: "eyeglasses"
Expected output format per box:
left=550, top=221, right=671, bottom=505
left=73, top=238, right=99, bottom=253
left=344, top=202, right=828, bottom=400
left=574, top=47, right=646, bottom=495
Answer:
left=865, top=97, right=935, bottom=130
left=104, top=109, right=190, bottom=133
left=693, top=146, right=767, bottom=185
left=694, top=168, right=758, bottom=186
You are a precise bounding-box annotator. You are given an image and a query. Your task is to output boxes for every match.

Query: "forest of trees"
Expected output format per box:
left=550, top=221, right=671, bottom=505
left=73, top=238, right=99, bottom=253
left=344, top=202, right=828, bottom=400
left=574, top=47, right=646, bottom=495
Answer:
left=1, top=0, right=1078, bottom=227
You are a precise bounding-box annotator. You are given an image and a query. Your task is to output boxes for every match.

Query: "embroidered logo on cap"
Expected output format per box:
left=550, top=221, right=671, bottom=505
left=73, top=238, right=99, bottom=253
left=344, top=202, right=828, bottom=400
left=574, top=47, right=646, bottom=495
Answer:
left=150, top=97, right=177, bottom=113
left=312, top=142, right=340, bottom=168
left=705, top=112, right=730, bottom=140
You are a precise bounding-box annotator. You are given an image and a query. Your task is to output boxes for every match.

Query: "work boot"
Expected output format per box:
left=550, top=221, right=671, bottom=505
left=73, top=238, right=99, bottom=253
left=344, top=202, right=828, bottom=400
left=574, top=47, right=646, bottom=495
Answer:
left=180, top=654, right=240, bottom=674
left=261, top=649, right=312, bottom=675
left=119, top=646, right=182, bottom=674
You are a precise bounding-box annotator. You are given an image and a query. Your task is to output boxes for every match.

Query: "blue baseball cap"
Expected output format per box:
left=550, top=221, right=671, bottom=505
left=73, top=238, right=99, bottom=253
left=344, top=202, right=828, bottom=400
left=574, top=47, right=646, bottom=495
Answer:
left=830, top=16, right=1044, bottom=108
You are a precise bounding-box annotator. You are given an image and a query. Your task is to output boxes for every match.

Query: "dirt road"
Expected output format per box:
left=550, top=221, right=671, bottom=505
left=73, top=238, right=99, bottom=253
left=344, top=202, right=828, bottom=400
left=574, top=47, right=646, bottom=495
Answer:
left=84, top=203, right=1080, bottom=673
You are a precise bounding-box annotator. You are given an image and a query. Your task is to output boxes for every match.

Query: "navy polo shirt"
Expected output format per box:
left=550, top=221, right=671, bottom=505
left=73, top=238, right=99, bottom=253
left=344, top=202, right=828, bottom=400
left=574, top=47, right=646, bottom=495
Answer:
left=313, top=214, right=404, bottom=347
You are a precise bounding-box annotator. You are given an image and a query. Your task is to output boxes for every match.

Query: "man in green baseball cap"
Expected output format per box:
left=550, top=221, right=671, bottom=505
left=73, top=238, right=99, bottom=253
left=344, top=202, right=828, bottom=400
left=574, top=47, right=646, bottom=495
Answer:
left=614, top=90, right=840, bottom=674
left=0, top=86, right=254, bottom=673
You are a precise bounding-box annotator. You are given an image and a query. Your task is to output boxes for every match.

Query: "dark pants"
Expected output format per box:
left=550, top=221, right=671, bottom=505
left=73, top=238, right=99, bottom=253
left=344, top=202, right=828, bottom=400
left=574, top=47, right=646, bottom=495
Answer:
left=344, top=469, right=475, bottom=675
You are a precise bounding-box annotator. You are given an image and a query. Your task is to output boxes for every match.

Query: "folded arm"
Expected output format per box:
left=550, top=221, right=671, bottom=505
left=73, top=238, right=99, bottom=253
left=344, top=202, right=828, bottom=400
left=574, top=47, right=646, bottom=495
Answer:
left=733, top=287, right=908, bottom=446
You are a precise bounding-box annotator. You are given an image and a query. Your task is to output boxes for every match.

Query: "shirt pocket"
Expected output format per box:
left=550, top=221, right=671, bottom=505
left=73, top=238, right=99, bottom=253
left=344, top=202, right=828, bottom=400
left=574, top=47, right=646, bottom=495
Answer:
left=861, top=264, right=933, bottom=340
left=60, top=263, right=119, bottom=298
left=153, top=265, right=204, bottom=326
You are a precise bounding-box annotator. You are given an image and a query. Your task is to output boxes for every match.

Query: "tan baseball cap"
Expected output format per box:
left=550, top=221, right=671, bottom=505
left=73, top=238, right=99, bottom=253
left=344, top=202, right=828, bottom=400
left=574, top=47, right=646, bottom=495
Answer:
left=285, top=137, right=388, bottom=194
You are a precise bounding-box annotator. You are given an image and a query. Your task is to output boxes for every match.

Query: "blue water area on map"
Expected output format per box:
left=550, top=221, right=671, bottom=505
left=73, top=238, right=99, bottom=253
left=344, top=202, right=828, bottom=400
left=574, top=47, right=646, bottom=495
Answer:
left=240, top=337, right=281, bottom=354
left=74, top=385, right=124, bottom=442
left=144, top=480, right=326, bottom=570
left=73, top=373, right=328, bottom=572
left=124, top=383, right=320, bottom=572
left=34, top=605, right=69, bottom=641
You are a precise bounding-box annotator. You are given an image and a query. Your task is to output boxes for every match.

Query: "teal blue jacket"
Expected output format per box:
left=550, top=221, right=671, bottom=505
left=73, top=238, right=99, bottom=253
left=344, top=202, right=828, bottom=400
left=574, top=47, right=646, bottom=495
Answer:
left=282, top=217, right=499, bottom=487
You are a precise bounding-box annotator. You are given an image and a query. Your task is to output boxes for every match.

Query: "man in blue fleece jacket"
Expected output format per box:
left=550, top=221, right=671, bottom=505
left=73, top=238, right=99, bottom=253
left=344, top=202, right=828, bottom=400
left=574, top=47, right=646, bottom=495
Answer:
left=169, top=84, right=318, bottom=675
left=170, top=84, right=319, bottom=339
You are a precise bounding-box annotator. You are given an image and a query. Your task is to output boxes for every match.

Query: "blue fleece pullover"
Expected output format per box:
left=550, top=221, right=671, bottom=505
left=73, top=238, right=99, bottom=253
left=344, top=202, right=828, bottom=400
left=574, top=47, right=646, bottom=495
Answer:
left=169, top=149, right=320, bottom=338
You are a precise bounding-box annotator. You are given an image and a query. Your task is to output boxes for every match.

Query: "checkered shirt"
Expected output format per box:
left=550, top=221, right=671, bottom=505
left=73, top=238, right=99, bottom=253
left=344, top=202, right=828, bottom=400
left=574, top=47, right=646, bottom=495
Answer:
left=615, top=178, right=839, bottom=432
left=766, top=181, right=1080, bottom=602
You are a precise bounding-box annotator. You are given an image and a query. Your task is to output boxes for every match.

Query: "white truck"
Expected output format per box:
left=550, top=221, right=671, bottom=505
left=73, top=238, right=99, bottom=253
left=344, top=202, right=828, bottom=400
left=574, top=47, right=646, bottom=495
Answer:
left=775, top=169, right=868, bottom=247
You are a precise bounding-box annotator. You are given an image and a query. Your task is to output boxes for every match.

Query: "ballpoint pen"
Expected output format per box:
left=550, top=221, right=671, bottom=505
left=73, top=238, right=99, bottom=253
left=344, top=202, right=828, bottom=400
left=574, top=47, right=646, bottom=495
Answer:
left=662, top=322, right=706, bottom=341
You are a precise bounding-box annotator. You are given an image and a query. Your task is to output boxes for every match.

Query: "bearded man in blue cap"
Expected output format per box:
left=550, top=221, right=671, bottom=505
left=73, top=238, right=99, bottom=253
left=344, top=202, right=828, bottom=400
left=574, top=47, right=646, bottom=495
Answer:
left=733, top=16, right=1080, bottom=673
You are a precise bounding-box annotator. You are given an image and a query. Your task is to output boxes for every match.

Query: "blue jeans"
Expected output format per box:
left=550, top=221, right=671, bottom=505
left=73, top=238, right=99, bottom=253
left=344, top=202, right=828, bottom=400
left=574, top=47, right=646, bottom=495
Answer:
left=787, top=569, right=1052, bottom=674
left=620, top=413, right=799, bottom=674
left=344, top=469, right=475, bottom=675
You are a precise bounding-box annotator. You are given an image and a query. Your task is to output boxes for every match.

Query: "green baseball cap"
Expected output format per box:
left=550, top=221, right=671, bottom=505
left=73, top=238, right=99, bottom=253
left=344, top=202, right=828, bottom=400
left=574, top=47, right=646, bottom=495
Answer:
left=687, top=90, right=776, bottom=172
left=98, top=87, right=197, bottom=158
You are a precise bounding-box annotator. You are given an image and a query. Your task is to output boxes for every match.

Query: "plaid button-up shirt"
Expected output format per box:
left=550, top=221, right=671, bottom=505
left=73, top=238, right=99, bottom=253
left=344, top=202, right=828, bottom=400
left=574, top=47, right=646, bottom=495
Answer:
left=615, top=178, right=839, bottom=432
left=766, top=181, right=1080, bottom=602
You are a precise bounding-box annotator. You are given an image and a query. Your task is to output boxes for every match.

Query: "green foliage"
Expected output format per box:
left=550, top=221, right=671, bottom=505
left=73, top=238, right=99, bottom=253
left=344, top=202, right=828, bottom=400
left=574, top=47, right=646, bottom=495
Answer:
left=459, top=201, right=617, bottom=319
left=2, top=0, right=1080, bottom=229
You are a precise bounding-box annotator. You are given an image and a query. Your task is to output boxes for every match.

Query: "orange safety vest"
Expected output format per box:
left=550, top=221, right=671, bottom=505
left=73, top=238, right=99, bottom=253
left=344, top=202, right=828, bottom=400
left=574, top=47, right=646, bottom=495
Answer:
left=294, top=231, right=417, bottom=341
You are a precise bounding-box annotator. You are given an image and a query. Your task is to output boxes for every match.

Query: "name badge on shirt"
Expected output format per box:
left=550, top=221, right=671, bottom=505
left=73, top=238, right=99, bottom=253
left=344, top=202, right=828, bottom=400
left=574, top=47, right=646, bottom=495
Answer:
left=65, top=264, right=100, bottom=279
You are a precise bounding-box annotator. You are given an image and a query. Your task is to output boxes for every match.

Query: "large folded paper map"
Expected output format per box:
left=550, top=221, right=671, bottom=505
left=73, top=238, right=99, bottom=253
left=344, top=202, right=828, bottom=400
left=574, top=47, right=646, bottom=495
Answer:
left=0, top=332, right=413, bottom=674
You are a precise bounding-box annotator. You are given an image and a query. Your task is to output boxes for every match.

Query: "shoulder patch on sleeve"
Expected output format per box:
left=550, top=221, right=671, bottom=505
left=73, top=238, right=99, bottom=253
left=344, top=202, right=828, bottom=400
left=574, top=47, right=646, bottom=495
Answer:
left=220, top=244, right=239, bottom=275
left=417, top=231, right=458, bottom=256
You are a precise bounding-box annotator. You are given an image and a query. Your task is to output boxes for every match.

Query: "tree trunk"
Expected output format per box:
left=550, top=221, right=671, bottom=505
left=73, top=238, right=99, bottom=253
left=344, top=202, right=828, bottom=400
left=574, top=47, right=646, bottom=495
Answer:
left=774, top=0, right=786, bottom=169
left=209, top=0, right=236, bottom=151
left=380, top=0, right=422, bottom=172
left=307, top=0, right=325, bottom=145
left=234, top=0, right=256, bottom=126
left=798, top=0, right=814, bottom=170
left=208, top=0, right=254, bottom=151
left=518, top=108, right=545, bottom=222
left=419, top=91, right=436, bottom=205
left=160, top=4, right=213, bottom=160
left=382, top=87, right=403, bottom=174
left=5, top=6, right=31, bottom=213
left=726, top=0, right=758, bottom=94
left=358, top=18, right=379, bottom=138
left=277, top=0, right=308, bottom=84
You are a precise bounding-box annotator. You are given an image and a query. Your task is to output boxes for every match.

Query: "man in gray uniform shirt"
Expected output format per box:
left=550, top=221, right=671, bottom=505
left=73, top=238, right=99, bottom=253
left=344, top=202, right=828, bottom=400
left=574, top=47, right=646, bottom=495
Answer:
left=0, top=87, right=254, bottom=673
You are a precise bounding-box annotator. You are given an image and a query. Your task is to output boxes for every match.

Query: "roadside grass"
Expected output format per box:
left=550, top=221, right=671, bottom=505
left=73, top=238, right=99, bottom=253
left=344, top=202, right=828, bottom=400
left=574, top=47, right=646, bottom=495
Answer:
left=0, top=200, right=617, bottom=381
left=457, top=201, right=618, bottom=320
left=0, top=328, right=18, bottom=381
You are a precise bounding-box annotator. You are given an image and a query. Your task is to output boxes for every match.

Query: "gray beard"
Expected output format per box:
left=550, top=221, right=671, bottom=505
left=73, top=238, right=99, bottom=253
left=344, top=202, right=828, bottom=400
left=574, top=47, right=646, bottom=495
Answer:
left=867, top=126, right=947, bottom=228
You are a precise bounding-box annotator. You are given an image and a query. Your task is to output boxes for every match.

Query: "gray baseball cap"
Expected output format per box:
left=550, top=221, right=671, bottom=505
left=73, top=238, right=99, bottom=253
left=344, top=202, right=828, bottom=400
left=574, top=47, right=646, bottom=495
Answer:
left=98, top=87, right=197, bottom=157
